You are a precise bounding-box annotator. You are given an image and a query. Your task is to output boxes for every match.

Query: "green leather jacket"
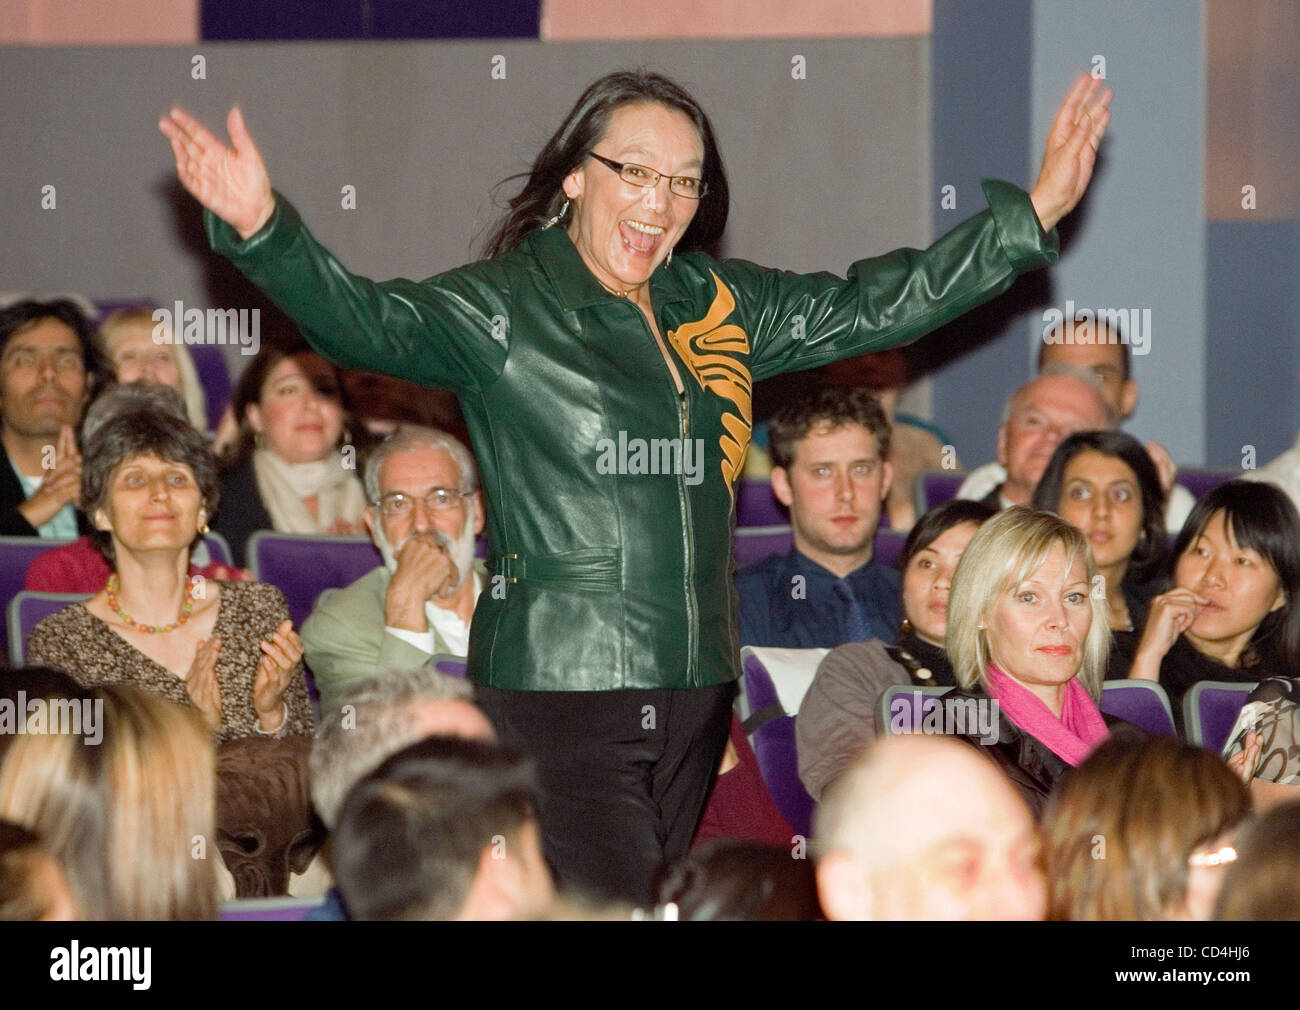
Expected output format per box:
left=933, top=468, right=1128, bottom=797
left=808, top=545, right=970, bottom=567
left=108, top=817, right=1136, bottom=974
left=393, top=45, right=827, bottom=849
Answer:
left=205, top=179, right=1057, bottom=691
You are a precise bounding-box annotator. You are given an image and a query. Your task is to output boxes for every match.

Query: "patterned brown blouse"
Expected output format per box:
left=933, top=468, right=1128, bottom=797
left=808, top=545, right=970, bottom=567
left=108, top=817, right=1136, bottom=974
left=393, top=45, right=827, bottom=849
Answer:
left=27, top=581, right=315, bottom=743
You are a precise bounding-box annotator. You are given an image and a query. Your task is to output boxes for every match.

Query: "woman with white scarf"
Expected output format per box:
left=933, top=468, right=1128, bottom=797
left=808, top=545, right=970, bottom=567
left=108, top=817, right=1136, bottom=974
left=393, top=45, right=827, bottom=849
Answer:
left=215, top=341, right=369, bottom=566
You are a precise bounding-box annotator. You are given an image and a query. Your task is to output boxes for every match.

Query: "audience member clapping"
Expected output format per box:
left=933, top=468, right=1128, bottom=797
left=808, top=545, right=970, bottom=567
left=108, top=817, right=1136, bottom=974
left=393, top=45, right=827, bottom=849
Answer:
left=1127, top=481, right=1300, bottom=728
left=24, top=383, right=251, bottom=592
left=0, top=683, right=218, bottom=920
left=1043, top=735, right=1248, bottom=920
left=1032, top=430, right=1166, bottom=677
left=942, top=506, right=1121, bottom=817
left=331, top=735, right=554, bottom=921
left=797, top=499, right=995, bottom=802
left=814, top=735, right=1045, bottom=921
left=26, top=404, right=313, bottom=742
left=215, top=341, right=371, bottom=566
left=0, top=298, right=100, bottom=538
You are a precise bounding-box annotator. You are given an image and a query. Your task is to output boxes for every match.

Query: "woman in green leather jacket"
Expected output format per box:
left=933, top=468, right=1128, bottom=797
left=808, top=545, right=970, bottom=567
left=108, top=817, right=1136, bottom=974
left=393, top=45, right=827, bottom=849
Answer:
left=161, top=69, right=1110, bottom=906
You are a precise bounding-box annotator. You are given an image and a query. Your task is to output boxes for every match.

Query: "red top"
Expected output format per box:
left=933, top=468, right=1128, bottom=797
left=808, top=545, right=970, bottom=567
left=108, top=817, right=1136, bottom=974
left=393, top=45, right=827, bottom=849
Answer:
left=24, top=535, right=251, bottom=593
left=691, top=714, right=795, bottom=851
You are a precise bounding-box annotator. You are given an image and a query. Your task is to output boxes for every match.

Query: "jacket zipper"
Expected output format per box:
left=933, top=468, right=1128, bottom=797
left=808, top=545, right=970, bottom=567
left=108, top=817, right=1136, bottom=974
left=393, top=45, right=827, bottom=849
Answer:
left=637, top=307, right=698, bottom=681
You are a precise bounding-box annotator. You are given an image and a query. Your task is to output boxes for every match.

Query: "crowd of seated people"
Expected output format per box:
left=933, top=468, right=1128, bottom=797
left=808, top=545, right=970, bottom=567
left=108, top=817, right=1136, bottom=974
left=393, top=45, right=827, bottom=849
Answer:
left=7, top=289, right=1300, bottom=924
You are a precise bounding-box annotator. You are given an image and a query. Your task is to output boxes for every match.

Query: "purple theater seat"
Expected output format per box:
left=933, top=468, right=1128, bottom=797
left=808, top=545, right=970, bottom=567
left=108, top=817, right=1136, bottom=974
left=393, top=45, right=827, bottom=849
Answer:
left=432, top=655, right=468, bottom=678
left=248, top=532, right=382, bottom=628
left=219, top=896, right=327, bottom=921
left=740, top=651, right=815, bottom=838
left=736, top=479, right=788, bottom=527
left=188, top=343, right=233, bottom=432
left=0, top=535, right=75, bottom=662
left=8, top=591, right=90, bottom=666
left=734, top=527, right=904, bottom=571
left=874, top=529, right=907, bottom=569
left=877, top=684, right=950, bottom=736
left=1184, top=681, right=1254, bottom=752
left=1099, top=680, right=1176, bottom=737
left=918, top=470, right=967, bottom=512
left=1175, top=468, right=1238, bottom=502
left=733, top=525, right=792, bottom=567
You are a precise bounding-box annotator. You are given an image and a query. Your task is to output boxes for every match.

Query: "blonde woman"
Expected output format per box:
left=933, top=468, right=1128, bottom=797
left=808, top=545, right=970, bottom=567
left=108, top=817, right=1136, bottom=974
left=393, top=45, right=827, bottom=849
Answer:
left=97, top=307, right=208, bottom=432
left=941, top=506, right=1130, bottom=817
left=0, top=683, right=218, bottom=920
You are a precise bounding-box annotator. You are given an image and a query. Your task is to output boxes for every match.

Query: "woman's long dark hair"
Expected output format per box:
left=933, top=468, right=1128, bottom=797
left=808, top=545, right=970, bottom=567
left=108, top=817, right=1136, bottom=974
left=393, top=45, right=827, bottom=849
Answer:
left=482, top=70, right=730, bottom=259
left=1032, top=430, right=1166, bottom=583
left=222, top=339, right=374, bottom=471
left=1170, top=480, right=1300, bottom=673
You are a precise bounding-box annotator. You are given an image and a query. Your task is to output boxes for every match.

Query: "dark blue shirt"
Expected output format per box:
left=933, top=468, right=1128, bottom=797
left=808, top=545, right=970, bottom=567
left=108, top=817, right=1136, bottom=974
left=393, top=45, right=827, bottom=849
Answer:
left=735, top=548, right=900, bottom=649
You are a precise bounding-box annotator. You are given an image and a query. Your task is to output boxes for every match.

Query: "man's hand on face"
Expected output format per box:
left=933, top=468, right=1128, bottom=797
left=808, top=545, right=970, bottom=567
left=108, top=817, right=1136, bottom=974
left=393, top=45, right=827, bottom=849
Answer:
left=384, top=531, right=460, bottom=632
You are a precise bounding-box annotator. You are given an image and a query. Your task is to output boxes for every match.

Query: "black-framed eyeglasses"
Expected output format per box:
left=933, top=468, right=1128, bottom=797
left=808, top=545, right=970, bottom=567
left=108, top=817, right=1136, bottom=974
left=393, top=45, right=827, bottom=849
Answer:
left=374, top=488, right=470, bottom=518
left=588, top=153, right=707, bottom=200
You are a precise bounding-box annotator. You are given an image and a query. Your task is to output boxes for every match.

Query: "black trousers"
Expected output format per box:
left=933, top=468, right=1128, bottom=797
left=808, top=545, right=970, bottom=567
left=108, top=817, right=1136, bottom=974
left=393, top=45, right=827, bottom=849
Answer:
left=476, top=682, right=736, bottom=908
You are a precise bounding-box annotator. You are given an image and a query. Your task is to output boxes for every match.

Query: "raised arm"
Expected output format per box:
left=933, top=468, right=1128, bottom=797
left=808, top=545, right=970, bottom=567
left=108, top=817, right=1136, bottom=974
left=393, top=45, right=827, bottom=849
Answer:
left=159, top=106, right=275, bottom=240
left=159, top=106, right=508, bottom=391
left=733, top=73, right=1112, bottom=380
left=1028, top=73, right=1113, bottom=232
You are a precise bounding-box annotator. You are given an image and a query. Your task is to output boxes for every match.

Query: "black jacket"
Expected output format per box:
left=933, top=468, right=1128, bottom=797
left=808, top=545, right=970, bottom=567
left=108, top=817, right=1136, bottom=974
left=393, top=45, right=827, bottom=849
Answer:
left=213, top=458, right=272, bottom=569
left=941, top=685, right=1144, bottom=819
left=0, top=448, right=90, bottom=537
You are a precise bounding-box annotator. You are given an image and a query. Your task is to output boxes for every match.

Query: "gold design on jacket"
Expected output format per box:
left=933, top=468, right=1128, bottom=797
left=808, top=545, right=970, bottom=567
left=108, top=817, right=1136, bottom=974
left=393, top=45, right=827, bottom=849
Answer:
left=668, top=271, right=753, bottom=494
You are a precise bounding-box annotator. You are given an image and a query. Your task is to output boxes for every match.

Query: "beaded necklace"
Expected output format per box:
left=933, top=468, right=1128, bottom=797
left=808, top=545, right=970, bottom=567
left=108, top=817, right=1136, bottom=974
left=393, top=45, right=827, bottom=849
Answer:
left=105, top=574, right=194, bottom=633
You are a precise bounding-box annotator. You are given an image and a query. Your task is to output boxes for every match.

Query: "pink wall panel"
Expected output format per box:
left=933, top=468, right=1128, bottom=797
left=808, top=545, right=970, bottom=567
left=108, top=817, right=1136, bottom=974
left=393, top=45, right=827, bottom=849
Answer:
left=0, top=0, right=197, bottom=44
left=542, top=0, right=931, bottom=40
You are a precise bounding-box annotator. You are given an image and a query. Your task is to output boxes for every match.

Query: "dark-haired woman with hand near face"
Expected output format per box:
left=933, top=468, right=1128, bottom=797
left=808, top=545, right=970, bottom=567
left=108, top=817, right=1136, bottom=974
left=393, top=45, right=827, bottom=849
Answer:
left=1126, top=481, right=1300, bottom=733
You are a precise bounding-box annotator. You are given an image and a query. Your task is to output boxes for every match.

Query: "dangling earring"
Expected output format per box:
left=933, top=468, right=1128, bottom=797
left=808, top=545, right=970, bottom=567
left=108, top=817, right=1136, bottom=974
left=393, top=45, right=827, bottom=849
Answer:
left=544, top=199, right=570, bottom=230
left=666, top=247, right=674, bottom=267
left=900, top=617, right=914, bottom=635
left=198, top=520, right=210, bottom=536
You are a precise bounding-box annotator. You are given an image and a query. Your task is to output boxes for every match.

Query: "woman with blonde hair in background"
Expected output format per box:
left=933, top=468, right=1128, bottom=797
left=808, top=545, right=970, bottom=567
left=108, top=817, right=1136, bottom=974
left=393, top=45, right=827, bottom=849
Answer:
left=97, top=306, right=208, bottom=432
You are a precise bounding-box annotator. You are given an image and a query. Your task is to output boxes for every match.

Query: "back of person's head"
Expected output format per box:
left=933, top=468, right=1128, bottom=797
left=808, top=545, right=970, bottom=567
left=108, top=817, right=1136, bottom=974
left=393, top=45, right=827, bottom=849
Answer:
left=1214, top=802, right=1300, bottom=920
left=0, top=819, right=78, bottom=920
left=1044, top=735, right=1249, bottom=921
left=814, top=735, right=1044, bottom=921
left=332, top=735, right=550, bottom=920
left=82, top=381, right=190, bottom=445
left=310, top=668, right=490, bottom=829
left=0, top=685, right=217, bottom=920
left=1170, top=479, right=1300, bottom=671
left=946, top=505, right=1110, bottom=698
left=654, top=840, right=821, bottom=921
left=0, top=667, right=94, bottom=765
left=1031, top=429, right=1166, bottom=582
left=768, top=385, right=891, bottom=471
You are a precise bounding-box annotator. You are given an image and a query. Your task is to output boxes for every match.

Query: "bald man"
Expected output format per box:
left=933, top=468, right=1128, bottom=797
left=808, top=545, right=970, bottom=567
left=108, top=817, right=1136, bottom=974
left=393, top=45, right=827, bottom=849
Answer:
left=814, top=735, right=1045, bottom=921
left=957, top=368, right=1113, bottom=510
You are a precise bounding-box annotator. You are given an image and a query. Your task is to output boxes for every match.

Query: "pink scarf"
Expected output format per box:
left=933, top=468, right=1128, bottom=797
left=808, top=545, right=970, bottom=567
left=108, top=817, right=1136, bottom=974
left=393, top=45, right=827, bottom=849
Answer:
left=985, top=665, right=1109, bottom=767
